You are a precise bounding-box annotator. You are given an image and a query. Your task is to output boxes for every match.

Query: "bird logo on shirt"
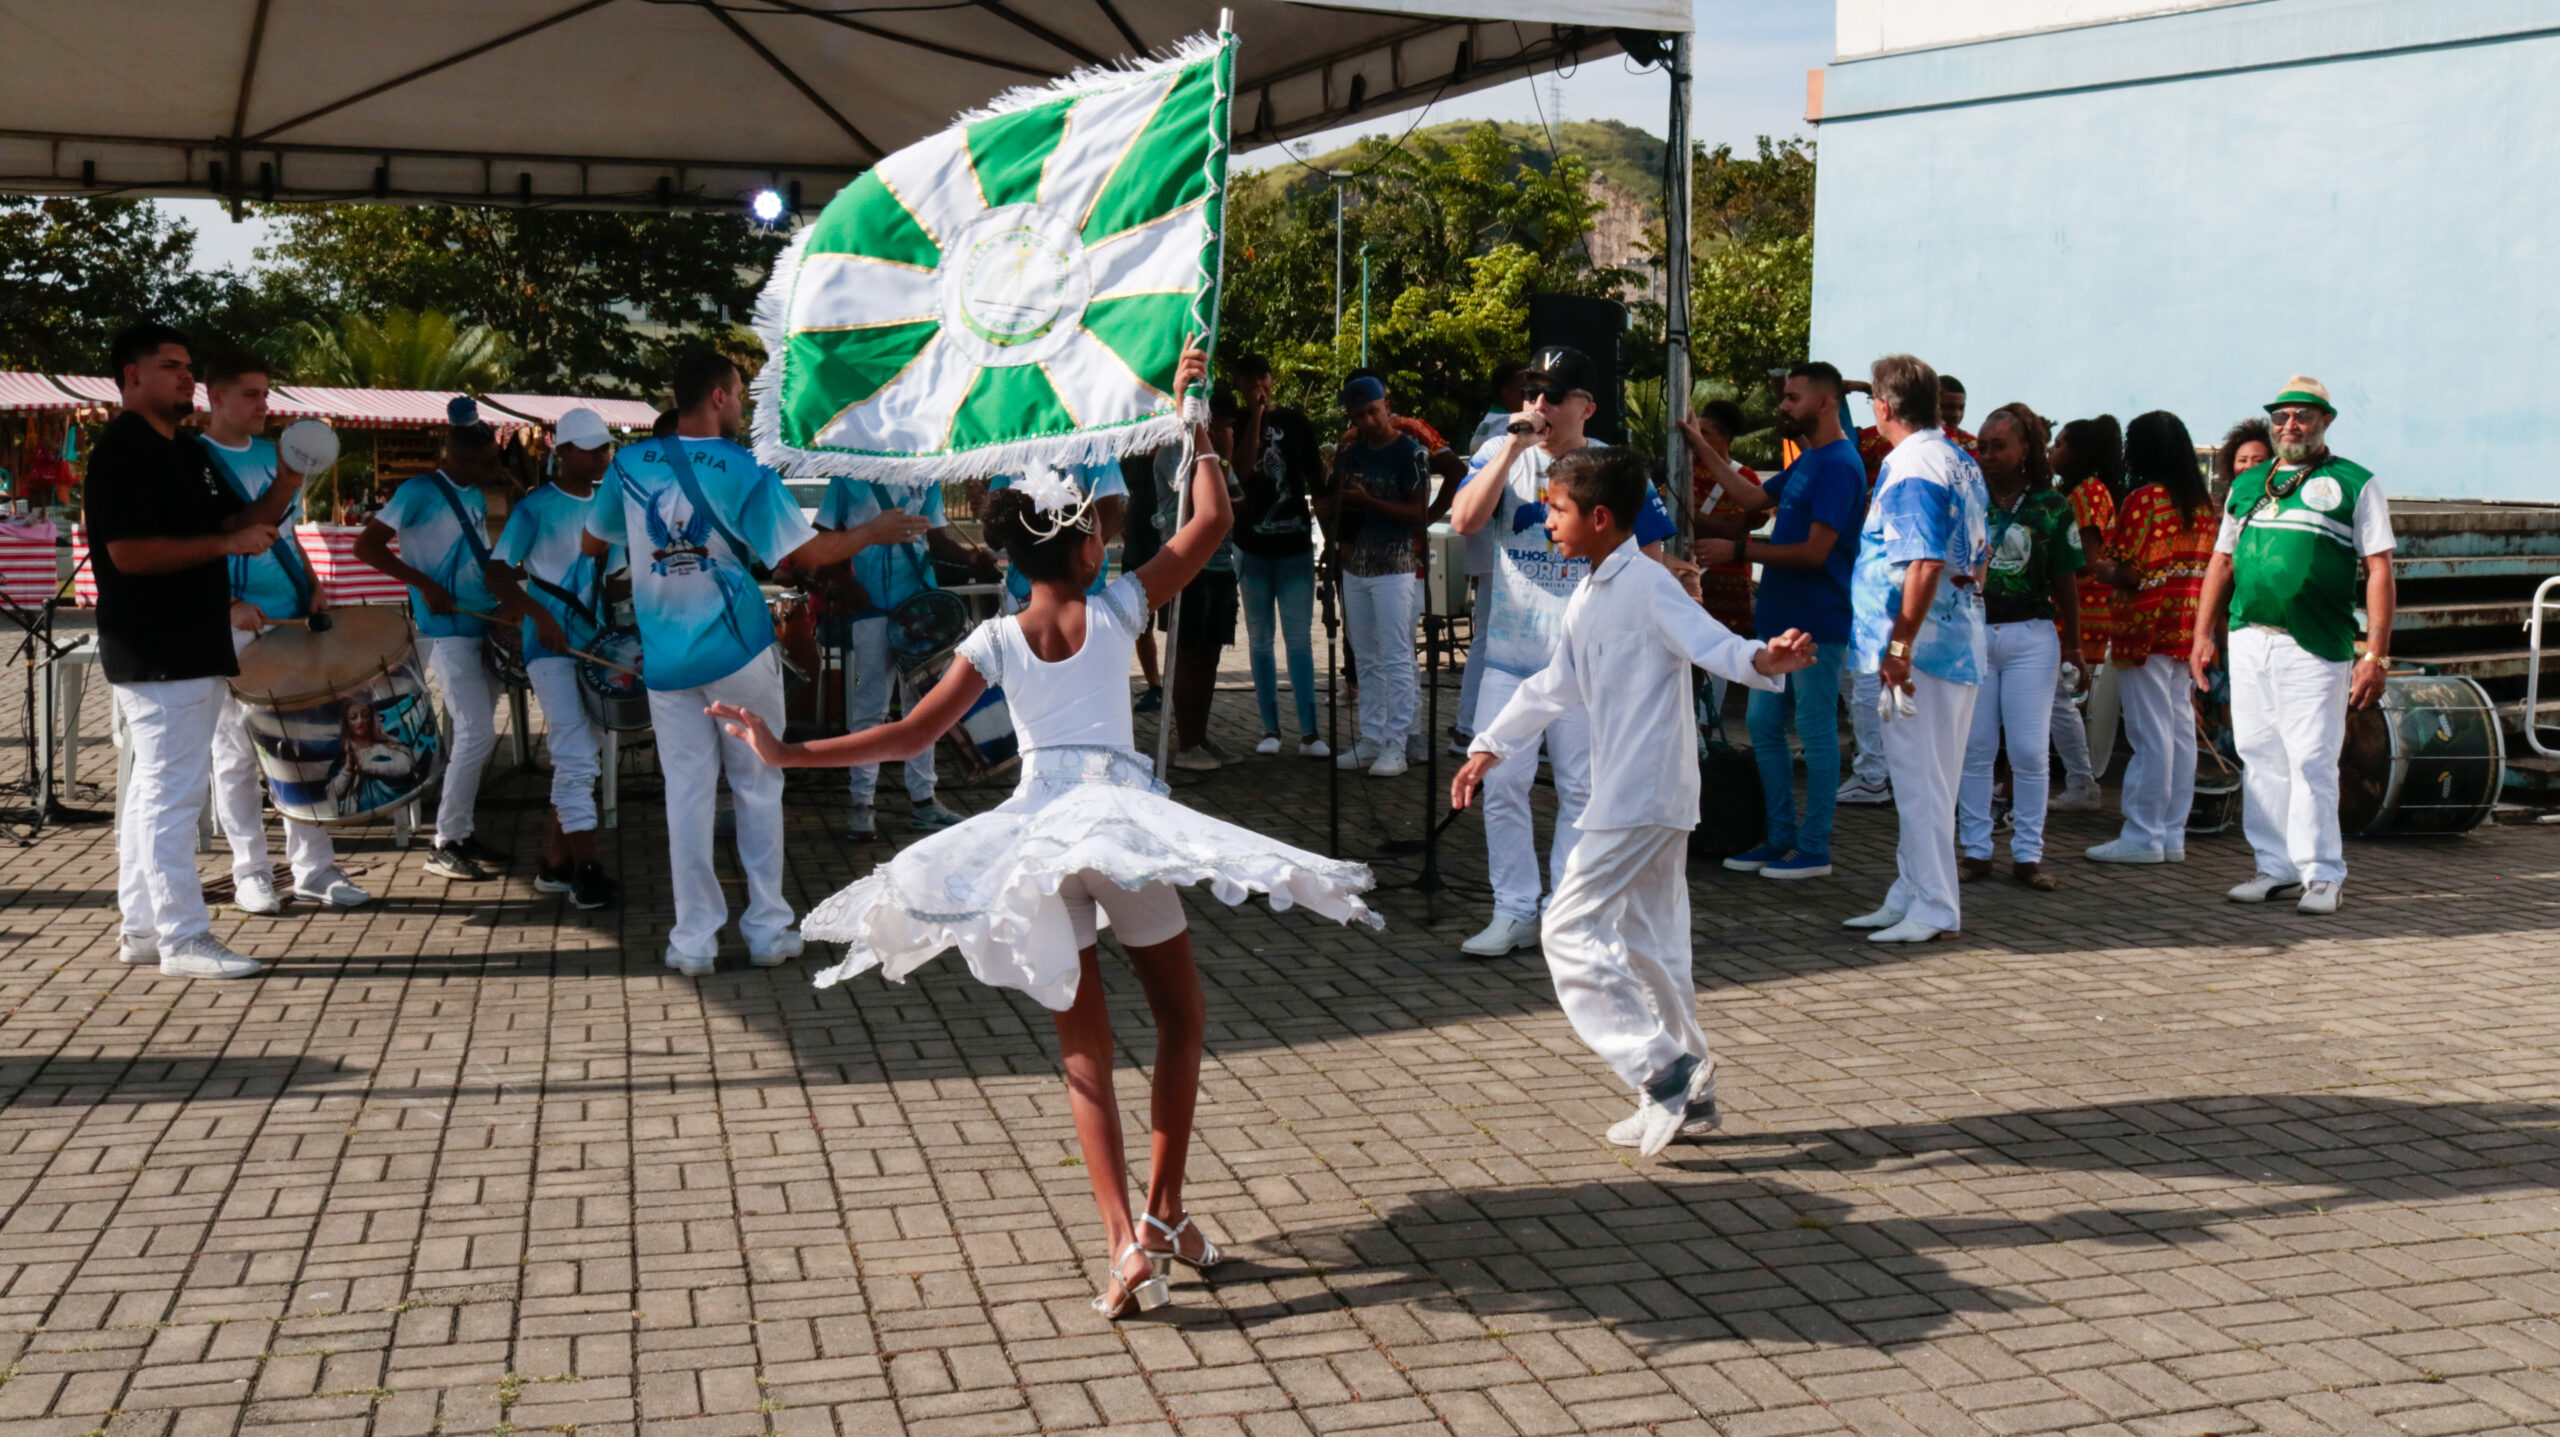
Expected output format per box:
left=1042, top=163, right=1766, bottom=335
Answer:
left=643, top=489, right=715, bottom=578
left=1511, top=501, right=1548, bottom=534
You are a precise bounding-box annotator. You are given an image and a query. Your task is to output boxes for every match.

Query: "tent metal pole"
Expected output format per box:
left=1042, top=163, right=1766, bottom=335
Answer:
left=1663, top=30, right=1694, bottom=549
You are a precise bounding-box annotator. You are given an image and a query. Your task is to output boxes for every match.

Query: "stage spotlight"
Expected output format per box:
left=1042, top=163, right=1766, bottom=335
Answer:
left=750, top=188, right=786, bottom=224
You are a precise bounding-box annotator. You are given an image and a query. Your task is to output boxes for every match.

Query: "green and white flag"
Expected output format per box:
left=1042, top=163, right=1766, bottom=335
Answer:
left=752, top=30, right=1233, bottom=493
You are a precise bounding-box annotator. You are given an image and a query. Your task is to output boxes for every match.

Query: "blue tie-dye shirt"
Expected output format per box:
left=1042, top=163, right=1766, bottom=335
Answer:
left=586, top=437, right=816, bottom=692
left=1849, top=429, right=1989, bottom=684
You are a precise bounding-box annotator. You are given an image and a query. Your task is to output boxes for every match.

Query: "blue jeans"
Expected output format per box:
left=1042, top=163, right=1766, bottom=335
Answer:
left=1236, top=549, right=1318, bottom=736
left=1746, top=641, right=1846, bottom=860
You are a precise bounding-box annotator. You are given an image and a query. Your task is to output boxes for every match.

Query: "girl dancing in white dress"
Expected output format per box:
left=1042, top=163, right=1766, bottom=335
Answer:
left=710, top=361, right=1381, bottom=1319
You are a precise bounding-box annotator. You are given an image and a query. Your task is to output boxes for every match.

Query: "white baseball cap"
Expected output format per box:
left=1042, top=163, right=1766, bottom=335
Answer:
left=554, top=407, right=613, bottom=450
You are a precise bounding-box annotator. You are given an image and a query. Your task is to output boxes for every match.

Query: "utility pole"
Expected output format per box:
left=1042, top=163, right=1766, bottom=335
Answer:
left=1662, top=33, right=1695, bottom=549
left=1359, top=244, right=1372, bottom=367
left=1329, top=169, right=1353, bottom=347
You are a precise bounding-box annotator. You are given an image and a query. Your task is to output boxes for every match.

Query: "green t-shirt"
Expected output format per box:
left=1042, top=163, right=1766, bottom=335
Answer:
left=1982, top=486, right=2084, bottom=624
left=2224, top=456, right=2375, bottom=663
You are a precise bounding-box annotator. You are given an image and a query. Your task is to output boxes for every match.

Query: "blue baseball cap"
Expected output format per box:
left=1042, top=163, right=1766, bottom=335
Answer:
left=1338, top=375, right=1386, bottom=409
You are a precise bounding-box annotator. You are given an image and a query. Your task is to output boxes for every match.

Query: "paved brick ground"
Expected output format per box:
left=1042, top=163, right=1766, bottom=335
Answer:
left=2, top=648, right=2558, bottom=1437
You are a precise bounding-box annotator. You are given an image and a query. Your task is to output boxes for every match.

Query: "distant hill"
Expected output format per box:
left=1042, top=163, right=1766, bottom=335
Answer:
left=1242, top=119, right=1671, bottom=224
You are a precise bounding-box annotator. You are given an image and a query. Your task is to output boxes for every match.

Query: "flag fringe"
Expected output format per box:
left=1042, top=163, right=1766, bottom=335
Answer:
left=951, top=30, right=1227, bottom=127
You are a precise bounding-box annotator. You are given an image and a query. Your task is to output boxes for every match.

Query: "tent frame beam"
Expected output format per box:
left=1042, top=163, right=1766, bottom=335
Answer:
left=246, top=0, right=619, bottom=145
left=696, top=1, right=884, bottom=161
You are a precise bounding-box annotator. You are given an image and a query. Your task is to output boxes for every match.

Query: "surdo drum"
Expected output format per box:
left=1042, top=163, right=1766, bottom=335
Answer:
left=228, top=606, right=442, bottom=823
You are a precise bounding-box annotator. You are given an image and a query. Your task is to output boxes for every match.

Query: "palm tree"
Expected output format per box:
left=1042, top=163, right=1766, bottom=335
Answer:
left=290, top=307, right=516, bottom=391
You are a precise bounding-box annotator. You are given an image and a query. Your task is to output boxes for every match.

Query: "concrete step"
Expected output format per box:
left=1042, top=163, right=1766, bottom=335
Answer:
left=2374, top=599, right=2540, bottom=632
left=2394, top=554, right=2560, bottom=580
left=2401, top=647, right=2560, bottom=681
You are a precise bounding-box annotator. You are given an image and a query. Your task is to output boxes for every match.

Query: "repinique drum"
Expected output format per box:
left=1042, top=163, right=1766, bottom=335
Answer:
left=483, top=618, right=529, bottom=690
left=887, top=588, right=971, bottom=678
left=229, top=606, right=442, bottom=823
left=771, top=591, right=819, bottom=718
left=942, top=683, right=1020, bottom=776
left=577, top=626, right=651, bottom=732
left=2338, top=673, right=2505, bottom=836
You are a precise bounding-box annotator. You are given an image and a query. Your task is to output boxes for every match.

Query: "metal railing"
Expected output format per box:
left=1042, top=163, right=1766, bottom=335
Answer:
left=2527, top=574, right=2560, bottom=758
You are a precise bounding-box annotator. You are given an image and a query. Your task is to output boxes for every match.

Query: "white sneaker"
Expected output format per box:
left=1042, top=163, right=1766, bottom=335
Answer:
left=1333, top=740, right=1381, bottom=771
left=1298, top=738, right=1331, bottom=759
left=232, top=873, right=284, bottom=916
left=2084, top=837, right=2165, bottom=864
left=1173, top=746, right=1222, bottom=772
left=2296, top=881, right=2341, bottom=915
left=1835, top=776, right=1893, bottom=805
left=118, top=935, right=159, bottom=965
left=2048, top=778, right=2104, bottom=812
left=292, top=868, right=372, bottom=908
left=665, top=946, right=716, bottom=977
left=1842, top=904, right=1903, bottom=930
left=2163, top=846, right=2187, bottom=864
left=1460, top=914, right=1539, bottom=957
left=749, top=930, right=805, bottom=967
left=1632, top=1055, right=1708, bottom=1157
left=2227, top=874, right=2304, bottom=904
left=1607, top=1060, right=1720, bottom=1147
left=158, top=933, right=262, bottom=979
left=1255, top=734, right=1282, bottom=756
left=1368, top=751, right=1408, bottom=778
left=1869, top=916, right=1947, bottom=944
left=845, top=804, right=877, bottom=840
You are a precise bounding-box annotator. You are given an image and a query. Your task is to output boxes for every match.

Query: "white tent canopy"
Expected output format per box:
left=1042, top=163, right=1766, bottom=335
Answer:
left=0, top=1, right=1686, bottom=211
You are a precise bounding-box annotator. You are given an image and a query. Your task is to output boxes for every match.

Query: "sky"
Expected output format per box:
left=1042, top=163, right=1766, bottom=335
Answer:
left=168, top=1, right=1830, bottom=275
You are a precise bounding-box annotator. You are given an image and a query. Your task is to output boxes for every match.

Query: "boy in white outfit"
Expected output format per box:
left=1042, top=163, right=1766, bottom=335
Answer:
left=1453, top=449, right=1816, bottom=1156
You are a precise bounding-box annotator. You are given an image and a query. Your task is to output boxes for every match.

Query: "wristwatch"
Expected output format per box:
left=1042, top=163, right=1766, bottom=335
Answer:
left=1886, top=639, right=1913, bottom=660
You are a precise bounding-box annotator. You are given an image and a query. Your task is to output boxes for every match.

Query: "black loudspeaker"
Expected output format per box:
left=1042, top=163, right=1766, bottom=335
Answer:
left=1527, top=293, right=1627, bottom=443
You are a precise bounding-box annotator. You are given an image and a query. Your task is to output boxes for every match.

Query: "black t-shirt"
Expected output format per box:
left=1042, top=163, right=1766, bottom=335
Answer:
left=1232, top=405, right=1324, bottom=558
left=85, top=410, right=244, bottom=684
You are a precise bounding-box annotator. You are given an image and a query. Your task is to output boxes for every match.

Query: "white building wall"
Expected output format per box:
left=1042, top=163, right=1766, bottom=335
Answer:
left=1835, top=0, right=2253, bottom=59
left=1811, top=0, right=2558, bottom=500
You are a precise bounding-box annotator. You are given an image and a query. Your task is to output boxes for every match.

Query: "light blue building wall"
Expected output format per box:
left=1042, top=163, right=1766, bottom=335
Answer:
left=1809, top=0, right=2558, bottom=500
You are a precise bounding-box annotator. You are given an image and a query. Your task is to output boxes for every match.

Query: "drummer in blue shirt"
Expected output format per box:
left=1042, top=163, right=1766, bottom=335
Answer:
left=811, top=476, right=999, bottom=840
left=580, top=351, right=921, bottom=978
left=356, top=397, right=513, bottom=882
left=991, top=462, right=1129, bottom=608
left=486, top=407, right=626, bottom=911
left=199, top=351, right=371, bottom=915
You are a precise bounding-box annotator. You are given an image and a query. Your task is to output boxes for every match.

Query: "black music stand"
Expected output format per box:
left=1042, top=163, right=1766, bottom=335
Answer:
left=0, top=587, right=99, bottom=840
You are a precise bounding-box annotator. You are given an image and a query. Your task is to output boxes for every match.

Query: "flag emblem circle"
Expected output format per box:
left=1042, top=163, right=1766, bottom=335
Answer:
left=943, top=204, right=1092, bottom=365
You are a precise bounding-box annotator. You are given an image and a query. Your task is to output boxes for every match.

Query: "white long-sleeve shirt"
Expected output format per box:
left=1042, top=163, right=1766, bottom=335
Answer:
left=1471, top=536, right=1780, bottom=832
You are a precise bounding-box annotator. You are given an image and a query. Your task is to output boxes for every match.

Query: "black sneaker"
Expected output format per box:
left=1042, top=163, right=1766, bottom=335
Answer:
left=453, top=836, right=513, bottom=868
left=425, top=844, right=489, bottom=881
left=570, top=863, right=616, bottom=911
left=533, top=863, right=575, bottom=894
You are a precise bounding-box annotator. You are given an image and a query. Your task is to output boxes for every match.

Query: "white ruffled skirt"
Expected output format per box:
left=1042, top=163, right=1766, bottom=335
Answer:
left=807, top=745, right=1382, bottom=1010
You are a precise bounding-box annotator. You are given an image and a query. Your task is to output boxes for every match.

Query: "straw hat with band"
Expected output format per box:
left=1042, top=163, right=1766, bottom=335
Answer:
left=2263, top=376, right=2336, bottom=418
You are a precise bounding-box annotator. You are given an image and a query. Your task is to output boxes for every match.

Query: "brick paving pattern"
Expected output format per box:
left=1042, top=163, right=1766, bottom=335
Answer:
left=1, top=650, right=2558, bottom=1436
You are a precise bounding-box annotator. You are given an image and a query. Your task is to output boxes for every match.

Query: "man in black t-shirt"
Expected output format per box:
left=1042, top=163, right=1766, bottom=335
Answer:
left=1228, top=353, right=1329, bottom=757
left=87, top=322, right=300, bottom=980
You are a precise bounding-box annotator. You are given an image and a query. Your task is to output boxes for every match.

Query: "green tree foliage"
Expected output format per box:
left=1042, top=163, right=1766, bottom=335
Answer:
left=1683, top=137, right=1815, bottom=396
left=1221, top=124, right=1630, bottom=439
left=251, top=206, right=785, bottom=396
left=289, top=307, right=517, bottom=391
left=0, top=199, right=204, bottom=372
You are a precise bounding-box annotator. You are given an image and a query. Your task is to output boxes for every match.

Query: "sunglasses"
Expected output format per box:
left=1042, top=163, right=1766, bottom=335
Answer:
left=1522, top=383, right=1590, bottom=406
left=2268, top=406, right=2324, bottom=428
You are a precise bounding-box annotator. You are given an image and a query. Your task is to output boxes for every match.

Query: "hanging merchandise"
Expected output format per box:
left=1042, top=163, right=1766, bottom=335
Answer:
left=750, top=25, right=1233, bottom=502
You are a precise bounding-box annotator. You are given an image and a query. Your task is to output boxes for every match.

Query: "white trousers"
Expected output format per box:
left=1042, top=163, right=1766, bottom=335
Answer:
left=1343, top=571, right=1420, bottom=755
left=114, top=677, right=224, bottom=947
left=2050, top=661, right=2119, bottom=788
left=843, top=616, right=935, bottom=807
left=524, top=656, right=602, bottom=834
left=1479, top=666, right=1593, bottom=923
left=2230, top=626, right=2349, bottom=886
left=2114, top=654, right=2197, bottom=854
left=1538, top=824, right=1711, bottom=1091
left=650, top=648, right=795, bottom=960
left=1880, top=668, right=1977, bottom=932
left=1960, top=621, right=2060, bottom=863
left=422, top=635, right=498, bottom=846
left=1455, top=578, right=1492, bottom=736
left=1847, top=667, right=1890, bottom=787
left=213, top=627, right=337, bottom=886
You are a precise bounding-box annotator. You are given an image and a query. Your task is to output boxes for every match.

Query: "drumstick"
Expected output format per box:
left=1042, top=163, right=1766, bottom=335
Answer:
left=458, top=609, right=641, bottom=678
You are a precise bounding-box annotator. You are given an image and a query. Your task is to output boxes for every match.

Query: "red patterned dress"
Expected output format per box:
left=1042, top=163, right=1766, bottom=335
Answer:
left=2064, top=477, right=2117, bottom=666
left=2104, top=483, right=2216, bottom=667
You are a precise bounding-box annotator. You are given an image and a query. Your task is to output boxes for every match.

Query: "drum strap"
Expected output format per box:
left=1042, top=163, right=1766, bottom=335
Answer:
left=203, top=438, right=316, bottom=618
left=868, top=481, right=937, bottom=620
left=424, top=470, right=496, bottom=569
left=658, top=438, right=768, bottom=580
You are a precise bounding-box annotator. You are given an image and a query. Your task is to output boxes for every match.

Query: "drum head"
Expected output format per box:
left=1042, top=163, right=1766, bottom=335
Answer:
left=233, top=606, right=417, bottom=707
left=887, top=589, right=970, bottom=667
left=577, top=626, right=646, bottom=694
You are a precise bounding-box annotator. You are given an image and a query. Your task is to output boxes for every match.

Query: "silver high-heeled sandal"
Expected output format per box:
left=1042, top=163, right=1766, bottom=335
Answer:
left=1092, top=1242, right=1169, bottom=1319
left=1140, top=1213, right=1224, bottom=1272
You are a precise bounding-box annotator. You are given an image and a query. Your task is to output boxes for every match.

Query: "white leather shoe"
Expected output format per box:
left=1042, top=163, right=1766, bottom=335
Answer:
left=1367, top=751, right=1408, bottom=778
left=1460, top=915, right=1539, bottom=957
left=1299, top=738, right=1331, bottom=759
left=2163, top=846, right=2187, bottom=863
left=159, top=933, right=262, bottom=979
left=1868, top=917, right=1947, bottom=944
left=749, top=930, right=805, bottom=967
left=665, top=946, right=717, bottom=977
left=1254, top=734, right=1282, bottom=756
left=232, top=873, right=284, bottom=916
left=1334, top=741, right=1381, bottom=771
left=1842, top=904, right=1903, bottom=930
left=2227, top=874, right=2303, bottom=903
left=2296, top=880, right=2341, bottom=915
left=1610, top=1059, right=1721, bottom=1147
left=2084, top=837, right=2165, bottom=864
left=118, top=936, right=159, bottom=965
left=2047, top=779, right=2103, bottom=812
left=292, top=867, right=372, bottom=907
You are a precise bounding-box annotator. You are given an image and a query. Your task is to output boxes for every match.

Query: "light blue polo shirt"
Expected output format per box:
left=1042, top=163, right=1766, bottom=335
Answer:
left=586, top=436, right=816, bottom=692
left=375, top=469, right=500, bottom=639
left=199, top=435, right=315, bottom=623
left=815, top=477, right=946, bottom=617
left=494, top=483, right=621, bottom=660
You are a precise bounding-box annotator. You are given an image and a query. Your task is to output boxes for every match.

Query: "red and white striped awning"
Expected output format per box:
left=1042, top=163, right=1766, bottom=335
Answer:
left=482, top=394, right=663, bottom=432
left=271, top=386, right=536, bottom=431
left=193, top=383, right=335, bottom=419
left=0, top=373, right=79, bottom=412
left=45, top=375, right=122, bottom=408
